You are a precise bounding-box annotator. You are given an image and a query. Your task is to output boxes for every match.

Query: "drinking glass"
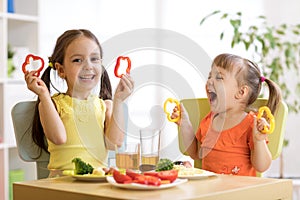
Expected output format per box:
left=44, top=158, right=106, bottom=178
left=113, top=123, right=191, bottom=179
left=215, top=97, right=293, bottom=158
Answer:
left=140, top=129, right=161, bottom=166
left=115, top=142, right=140, bottom=170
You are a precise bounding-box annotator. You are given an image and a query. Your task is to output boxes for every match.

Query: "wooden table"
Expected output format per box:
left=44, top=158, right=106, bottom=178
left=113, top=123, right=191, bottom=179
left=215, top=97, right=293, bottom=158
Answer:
left=13, top=175, right=292, bottom=200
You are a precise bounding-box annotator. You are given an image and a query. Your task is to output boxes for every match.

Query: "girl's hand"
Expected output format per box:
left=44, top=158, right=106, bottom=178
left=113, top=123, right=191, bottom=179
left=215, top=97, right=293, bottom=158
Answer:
left=114, top=74, right=134, bottom=101
left=253, top=115, right=268, bottom=141
left=24, top=70, right=49, bottom=97
left=171, top=103, right=189, bottom=125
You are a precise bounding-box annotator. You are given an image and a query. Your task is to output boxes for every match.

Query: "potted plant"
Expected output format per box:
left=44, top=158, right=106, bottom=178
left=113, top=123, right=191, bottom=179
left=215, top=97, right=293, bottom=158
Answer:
left=200, top=11, right=300, bottom=178
left=7, top=44, right=15, bottom=77
left=200, top=11, right=300, bottom=113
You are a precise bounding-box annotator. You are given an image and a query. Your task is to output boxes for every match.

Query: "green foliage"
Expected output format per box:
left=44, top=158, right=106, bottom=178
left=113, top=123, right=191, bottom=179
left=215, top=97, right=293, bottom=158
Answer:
left=155, top=158, right=174, bottom=171
left=7, top=44, right=14, bottom=58
left=7, top=44, right=15, bottom=77
left=72, top=158, right=94, bottom=175
left=283, top=139, right=289, bottom=147
left=200, top=11, right=300, bottom=113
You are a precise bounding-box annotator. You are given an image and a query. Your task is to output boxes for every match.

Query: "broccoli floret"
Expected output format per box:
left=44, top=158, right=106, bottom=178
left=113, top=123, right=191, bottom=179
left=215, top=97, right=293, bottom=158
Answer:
left=72, top=158, right=94, bottom=175
left=155, top=158, right=174, bottom=171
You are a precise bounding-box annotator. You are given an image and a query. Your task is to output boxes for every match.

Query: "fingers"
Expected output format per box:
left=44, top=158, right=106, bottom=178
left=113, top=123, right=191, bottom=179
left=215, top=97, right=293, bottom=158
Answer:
left=170, top=103, right=189, bottom=125
left=24, top=70, right=47, bottom=95
left=257, top=118, right=269, bottom=132
left=171, top=109, right=180, bottom=120
left=25, top=71, right=39, bottom=85
left=114, top=74, right=134, bottom=100
left=118, top=75, right=134, bottom=95
left=120, top=74, right=134, bottom=90
left=253, top=115, right=268, bottom=141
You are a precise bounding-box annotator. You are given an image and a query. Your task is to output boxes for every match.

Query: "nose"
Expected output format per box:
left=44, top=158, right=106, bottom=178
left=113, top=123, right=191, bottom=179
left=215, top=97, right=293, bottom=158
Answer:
left=83, top=59, right=93, bottom=70
left=206, top=78, right=213, bottom=86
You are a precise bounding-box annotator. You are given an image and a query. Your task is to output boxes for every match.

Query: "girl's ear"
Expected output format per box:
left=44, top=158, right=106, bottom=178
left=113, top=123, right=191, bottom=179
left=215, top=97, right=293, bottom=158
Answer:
left=55, top=62, right=65, bottom=79
left=235, top=85, right=249, bottom=99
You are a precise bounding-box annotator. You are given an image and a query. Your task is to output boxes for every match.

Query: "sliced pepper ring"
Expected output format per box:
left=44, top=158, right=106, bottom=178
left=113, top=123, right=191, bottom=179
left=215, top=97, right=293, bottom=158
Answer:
left=257, top=106, right=275, bottom=134
left=22, top=54, right=45, bottom=77
left=164, top=98, right=180, bottom=122
left=114, top=56, right=131, bottom=78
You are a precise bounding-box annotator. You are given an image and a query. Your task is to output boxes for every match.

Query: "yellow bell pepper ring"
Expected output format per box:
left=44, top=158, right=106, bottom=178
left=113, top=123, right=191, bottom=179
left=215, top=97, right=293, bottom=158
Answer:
left=164, top=98, right=180, bottom=122
left=257, top=106, right=275, bottom=134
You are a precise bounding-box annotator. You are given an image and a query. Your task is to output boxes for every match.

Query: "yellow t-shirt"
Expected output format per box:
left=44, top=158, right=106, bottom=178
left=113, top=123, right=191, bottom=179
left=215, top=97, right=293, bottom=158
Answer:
left=47, top=93, right=108, bottom=170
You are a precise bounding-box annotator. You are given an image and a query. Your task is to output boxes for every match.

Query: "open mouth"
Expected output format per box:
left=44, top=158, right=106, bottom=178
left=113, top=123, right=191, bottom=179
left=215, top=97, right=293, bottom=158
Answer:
left=208, top=91, right=217, bottom=103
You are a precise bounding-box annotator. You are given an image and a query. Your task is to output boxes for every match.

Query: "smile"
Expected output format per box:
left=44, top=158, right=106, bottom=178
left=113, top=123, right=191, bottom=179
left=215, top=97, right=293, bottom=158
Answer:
left=79, top=74, right=95, bottom=80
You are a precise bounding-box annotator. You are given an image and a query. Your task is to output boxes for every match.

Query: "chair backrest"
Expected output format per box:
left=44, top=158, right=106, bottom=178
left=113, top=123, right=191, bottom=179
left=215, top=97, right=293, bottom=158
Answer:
left=11, top=101, right=50, bottom=179
left=178, top=98, right=288, bottom=169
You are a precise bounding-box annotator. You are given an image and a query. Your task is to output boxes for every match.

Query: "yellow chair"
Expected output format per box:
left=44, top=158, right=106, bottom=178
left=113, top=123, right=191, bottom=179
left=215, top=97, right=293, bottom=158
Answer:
left=11, top=101, right=50, bottom=179
left=178, top=98, right=288, bottom=171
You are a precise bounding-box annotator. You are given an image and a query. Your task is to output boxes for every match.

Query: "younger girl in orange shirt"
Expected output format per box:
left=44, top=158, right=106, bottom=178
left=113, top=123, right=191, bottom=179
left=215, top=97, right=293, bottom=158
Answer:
left=173, top=53, right=282, bottom=176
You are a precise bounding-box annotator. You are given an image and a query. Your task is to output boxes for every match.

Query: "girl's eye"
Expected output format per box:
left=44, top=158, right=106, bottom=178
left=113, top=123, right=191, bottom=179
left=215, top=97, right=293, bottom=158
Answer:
left=215, top=72, right=223, bottom=79
left=73, top=58, right=82, bottom=63
left=91, top=57, right=101, bottom=62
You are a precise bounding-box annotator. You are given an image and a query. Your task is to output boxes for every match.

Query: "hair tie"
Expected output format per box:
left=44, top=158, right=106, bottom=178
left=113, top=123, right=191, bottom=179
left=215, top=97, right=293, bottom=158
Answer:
left=260, top=76, right=266, bottom=82
left=48, top=61, right=54, bottom=68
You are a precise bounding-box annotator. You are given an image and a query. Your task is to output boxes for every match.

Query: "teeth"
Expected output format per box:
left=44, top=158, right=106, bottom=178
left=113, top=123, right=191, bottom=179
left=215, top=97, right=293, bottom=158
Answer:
left=80, top=75, right=94, bottom=79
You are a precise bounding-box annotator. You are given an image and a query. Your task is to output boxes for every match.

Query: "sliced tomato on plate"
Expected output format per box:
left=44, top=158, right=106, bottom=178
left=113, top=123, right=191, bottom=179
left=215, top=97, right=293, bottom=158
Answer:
left=126, top=169, right=142, bottom=180
left=133, top=175, right=161, bottom=186
left=143, top=171, right=159, bottom=177
left=144, top=170, right=178, bottom=183
left=113, top=170, right=132, bottom=184
left=114, top=169, right=178, bottom=185
left=157, top=170, right=178, bottom=183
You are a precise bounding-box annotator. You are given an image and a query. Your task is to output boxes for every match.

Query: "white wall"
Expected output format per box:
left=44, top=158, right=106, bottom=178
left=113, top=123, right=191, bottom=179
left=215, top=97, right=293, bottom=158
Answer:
left=263, top=0, right=300, bottom=178
left=39, top=0, right=300, bottom=177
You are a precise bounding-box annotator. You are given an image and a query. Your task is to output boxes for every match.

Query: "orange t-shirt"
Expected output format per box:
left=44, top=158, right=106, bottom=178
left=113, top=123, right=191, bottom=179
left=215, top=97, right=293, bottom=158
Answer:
left=195, top=112, right=257, bottom=176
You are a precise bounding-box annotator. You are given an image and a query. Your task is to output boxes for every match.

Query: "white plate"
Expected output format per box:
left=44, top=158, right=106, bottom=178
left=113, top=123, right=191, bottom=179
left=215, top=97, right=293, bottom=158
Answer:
left=178, top=170, right=216, bottom=180
left=72, top=174, right=109, bottom=182
left=106, top=176, right=188, bottom=190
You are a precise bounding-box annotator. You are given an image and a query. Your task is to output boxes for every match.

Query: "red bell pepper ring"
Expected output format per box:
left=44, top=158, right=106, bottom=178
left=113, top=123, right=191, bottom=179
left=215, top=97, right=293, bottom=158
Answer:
left=114, top=56, right=131, bottom=78
left=22, top=54, right=45, bottom=77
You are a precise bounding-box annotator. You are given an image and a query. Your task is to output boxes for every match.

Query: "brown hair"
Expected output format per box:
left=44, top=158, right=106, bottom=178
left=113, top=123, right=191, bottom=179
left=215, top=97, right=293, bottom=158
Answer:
left=32, top=29, right=112, bottom=156
left=212, top=53, right=282, bottom=114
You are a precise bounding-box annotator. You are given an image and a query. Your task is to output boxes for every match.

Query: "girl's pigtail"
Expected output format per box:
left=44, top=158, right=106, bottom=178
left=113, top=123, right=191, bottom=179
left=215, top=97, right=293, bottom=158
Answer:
left=41, top=66, right=52, bottom=92
left=99, top=66, right=112, bottom=100
left=264, top=78, right=282, bottom=114
left=31, top=66, right=53, bottom=156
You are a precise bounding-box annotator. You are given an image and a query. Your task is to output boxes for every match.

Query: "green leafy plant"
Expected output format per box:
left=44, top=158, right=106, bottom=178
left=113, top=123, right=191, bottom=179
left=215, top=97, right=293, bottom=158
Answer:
left=200, top=10, right=300, bottom=113
left=8, top=44, right=14, bottom=58
left=7, top=44, right=15, bottom=77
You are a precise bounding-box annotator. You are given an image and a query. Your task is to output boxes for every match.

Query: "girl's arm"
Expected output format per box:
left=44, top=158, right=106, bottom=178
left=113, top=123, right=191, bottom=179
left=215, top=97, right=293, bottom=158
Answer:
left=175, top=104, right=200, bottom=159
left=251, top=116, right=272, bottom=172
left=25, top=71, right=66, bottom=144
left=38, top=94, right=66, bottom=144
left=104, top=74, right=134, bottom=150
